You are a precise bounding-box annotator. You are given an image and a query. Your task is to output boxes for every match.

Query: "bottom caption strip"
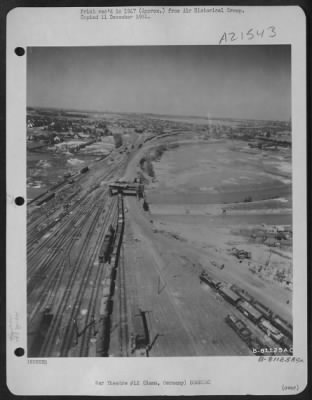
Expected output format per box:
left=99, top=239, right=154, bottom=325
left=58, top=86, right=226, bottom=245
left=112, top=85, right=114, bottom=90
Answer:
left=95, top=379, right=211, bottom=387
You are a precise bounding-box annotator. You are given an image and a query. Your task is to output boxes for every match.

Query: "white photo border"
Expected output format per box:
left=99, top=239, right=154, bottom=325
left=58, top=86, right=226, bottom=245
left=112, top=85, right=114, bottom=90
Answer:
left=6, top=5, right=307, bottom=396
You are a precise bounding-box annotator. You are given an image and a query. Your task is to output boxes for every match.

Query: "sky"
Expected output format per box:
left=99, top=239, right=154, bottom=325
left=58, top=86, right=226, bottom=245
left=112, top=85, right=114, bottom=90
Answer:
left=27, top=46, right=291, bottom=121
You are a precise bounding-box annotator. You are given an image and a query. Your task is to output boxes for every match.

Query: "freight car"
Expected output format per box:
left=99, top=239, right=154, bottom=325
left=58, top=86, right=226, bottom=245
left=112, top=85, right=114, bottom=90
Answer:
left=252, top=301, right=273, bottom=320
left=258, top=318, right=285, bottom=344
left=36, top=192, right=55, bottom=206
left=98, top=225, right=115, bottom=263
left=80, top=166, right=89, bottom=174
left=132, top=310, right=150, bottom=356
left=218, top=284, right=241, bottom=306
left=236, top=300, right=263, bottom=324
left=230, top=285, right=254, bottom=303
left=117, top=193, right=124, bottom=217
left=225, top=314, right=252, bottom=342
left=271, top=316, right=292, bottom=339
left=199, top=271, right=222, bottom=290
left=108, top=193, right=125, bottom=263
left=226, top=314, right=273, bottom=356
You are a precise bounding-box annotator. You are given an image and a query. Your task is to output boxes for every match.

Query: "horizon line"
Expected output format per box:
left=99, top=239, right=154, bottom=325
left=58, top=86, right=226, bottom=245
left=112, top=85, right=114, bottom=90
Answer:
left=27, top=105, right=291, bottom=124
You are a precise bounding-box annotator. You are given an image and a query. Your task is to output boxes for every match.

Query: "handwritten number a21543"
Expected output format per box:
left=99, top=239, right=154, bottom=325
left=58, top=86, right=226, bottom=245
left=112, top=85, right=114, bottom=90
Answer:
left=219, top=26, right=277, bottom=44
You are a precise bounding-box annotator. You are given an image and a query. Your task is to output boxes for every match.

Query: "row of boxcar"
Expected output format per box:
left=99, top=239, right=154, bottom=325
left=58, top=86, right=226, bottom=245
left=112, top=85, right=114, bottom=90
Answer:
left=199, top=271, right=292, bottom=350
left=114, top=193, right=125, bottom=256
left=96, top=194, right=125, bottom=356
left=225, top=314, right=265, bottom=355
left=36, top=192, right=55, bottom=206
left=98, top=194, right=124, bottom=264
left=229, top=283, right=293, bottom=341
left=98, top=225, right=115, bottom=263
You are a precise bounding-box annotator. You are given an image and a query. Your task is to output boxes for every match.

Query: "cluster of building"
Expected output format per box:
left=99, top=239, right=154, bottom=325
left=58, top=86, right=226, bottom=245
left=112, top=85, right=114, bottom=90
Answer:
left=27, top=108, right=292, bottom=158
left=250, top=225, right=292, bottom=248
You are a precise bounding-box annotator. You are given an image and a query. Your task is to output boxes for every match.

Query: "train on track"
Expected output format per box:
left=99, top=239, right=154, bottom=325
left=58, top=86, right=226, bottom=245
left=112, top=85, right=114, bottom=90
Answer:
left=199, top=270, right=292, bottom=352
left=131, top=309, right=150, bottom=357
left=98, top=194, right=125, bottom=263
left=96, top=193, right=126, bottom=356
left=225, top=314, right=264, bottom=355
left=36, top=192, right=55, bottom=206
left=98, top=225, right=115, bottom=263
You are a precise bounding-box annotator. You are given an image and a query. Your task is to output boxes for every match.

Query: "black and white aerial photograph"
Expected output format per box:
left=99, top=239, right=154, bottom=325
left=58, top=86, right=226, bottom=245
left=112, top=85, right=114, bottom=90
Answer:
left=27, top=45, right=293, bottom=358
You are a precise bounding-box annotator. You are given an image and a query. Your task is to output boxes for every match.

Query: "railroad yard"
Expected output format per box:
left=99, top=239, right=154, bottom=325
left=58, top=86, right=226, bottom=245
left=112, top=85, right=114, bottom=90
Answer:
left=27, top=108, right=293, bottom=357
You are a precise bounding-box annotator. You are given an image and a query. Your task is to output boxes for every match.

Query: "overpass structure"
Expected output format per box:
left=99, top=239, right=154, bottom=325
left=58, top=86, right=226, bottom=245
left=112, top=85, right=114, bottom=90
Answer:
left=109, top=181, right=144, bottom=198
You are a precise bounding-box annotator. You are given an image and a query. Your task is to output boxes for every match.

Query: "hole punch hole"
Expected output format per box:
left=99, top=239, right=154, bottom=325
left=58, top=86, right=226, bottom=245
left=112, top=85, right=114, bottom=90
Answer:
left=15, top=47, right=25, bottom=56
left=15, top=196, right=25, bottom=206
left=14, top=347, right=25, bottom=357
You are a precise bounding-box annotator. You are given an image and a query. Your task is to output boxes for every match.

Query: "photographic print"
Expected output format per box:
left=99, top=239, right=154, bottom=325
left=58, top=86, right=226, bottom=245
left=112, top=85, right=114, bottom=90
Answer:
left=6, top=6, right=307, bottom=396
left=26, top=45, right=293, bottom=358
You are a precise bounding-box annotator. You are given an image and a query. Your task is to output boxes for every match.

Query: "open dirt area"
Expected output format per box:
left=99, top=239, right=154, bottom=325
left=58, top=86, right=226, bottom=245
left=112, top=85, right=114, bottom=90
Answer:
left=142, top=140, right=292, bottom=320
left=148, top=141, right=291, bottom=205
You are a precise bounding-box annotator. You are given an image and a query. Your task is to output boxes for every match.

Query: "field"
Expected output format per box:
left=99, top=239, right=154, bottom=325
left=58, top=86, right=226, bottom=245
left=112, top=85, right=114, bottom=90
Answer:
left=149, top=141, right=291, bottom=205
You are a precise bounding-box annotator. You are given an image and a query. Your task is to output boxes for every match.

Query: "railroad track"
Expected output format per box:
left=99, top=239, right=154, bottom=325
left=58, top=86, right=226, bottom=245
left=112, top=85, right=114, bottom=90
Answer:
left=27, top=196, right=99, bottom=294
left=26, top=159, right=123, bottom=251
left=65, top=200, right=118, bottom=357
left=117, top=245, right=129, bottom=356
left=38, top=202, right=107, bottom=357
left=27, top=157, right=130, bottom=357
left=38, top=195, right=118, bottom=357
left=27, top=189, right=98, bottom=260
left=27, top=205, right=96, bottom=322
left=27, top=185, right=84, bottom=247
left=27, top=159, right=122, bottom=274
left=59, top=197, right=117, bottom=357
left=27, top=197, right=89, bottom=263
left=78, top=194, right=126, bottom=357
left=27, top=204, right=102, bottom=354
